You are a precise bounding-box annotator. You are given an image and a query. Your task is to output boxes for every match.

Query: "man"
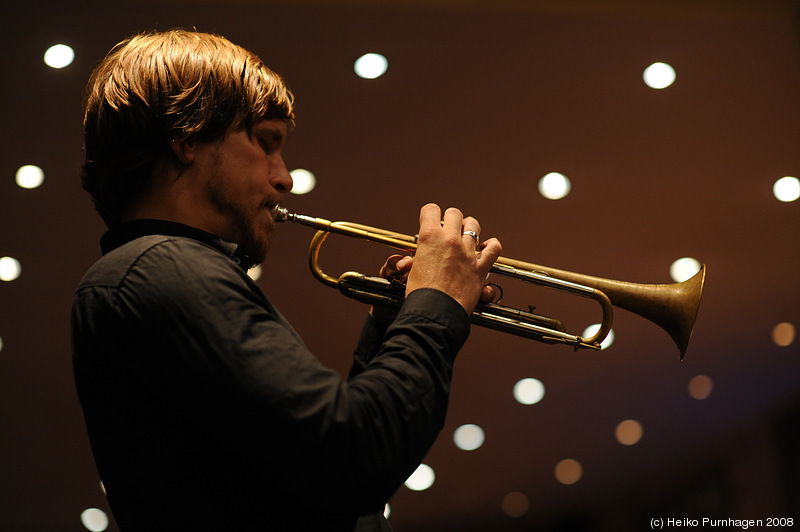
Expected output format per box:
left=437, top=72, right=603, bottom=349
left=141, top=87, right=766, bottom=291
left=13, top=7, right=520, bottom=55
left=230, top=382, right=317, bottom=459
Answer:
left=72, top=30, right=501, bottom=531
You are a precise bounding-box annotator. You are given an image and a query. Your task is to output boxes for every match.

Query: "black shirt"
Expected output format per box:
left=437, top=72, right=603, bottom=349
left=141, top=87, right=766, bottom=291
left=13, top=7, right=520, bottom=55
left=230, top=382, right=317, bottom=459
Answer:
left=71, top=220, right=470, bottom=531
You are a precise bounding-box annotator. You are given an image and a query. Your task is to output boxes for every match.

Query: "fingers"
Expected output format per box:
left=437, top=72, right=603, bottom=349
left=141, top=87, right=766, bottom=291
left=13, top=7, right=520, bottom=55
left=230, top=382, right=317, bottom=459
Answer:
left=441, top=206, right=464, bottom=233
left=423, top=203, right=483, bottom=251
left=476, top=236, right=503, bottom=267
left=479, top=282, right=502, bottom=303
left=379, top=254, right=413, bottom=279
left=444, top=209, right=483, bottom=250
left=419, top=203, right=495, bottom=256
left=460, top=215, right=481, bottom=250
left=419, top=203, right=444, bottom=235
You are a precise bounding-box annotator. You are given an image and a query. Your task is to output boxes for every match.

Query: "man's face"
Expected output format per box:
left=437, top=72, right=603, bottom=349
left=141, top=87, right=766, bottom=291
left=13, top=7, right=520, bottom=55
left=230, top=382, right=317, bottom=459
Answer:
left=202, top=119, right=293, bottom=264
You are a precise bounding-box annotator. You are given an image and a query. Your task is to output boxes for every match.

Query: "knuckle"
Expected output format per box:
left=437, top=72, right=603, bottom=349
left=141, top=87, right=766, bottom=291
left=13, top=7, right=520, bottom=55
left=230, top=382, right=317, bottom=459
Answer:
left=417, top=226, right=437, bottom=241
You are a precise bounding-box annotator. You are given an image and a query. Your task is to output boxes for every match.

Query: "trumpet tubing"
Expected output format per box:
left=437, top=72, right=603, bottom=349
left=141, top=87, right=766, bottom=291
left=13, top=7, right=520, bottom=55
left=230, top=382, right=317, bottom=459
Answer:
left=273, top=207, right=705, bottom=359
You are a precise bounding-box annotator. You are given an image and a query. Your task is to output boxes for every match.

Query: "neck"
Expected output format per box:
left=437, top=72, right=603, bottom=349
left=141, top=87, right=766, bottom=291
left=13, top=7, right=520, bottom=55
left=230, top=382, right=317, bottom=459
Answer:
left=123, top=167, right=233, bottom=243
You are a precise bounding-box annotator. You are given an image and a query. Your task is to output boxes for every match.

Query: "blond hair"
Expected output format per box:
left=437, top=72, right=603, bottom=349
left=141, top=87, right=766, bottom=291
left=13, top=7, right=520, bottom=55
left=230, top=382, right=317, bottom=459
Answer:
left=82, top=30, right=295, bottom=226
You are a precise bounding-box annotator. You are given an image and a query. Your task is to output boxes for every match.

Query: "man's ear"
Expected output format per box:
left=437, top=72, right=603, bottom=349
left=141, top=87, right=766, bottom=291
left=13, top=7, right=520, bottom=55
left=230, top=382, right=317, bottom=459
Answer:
left=169, top=139, right=196, bottom=165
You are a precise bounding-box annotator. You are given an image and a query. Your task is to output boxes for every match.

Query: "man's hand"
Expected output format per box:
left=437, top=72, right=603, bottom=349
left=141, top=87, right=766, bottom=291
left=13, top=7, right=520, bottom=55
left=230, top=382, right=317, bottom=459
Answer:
left=370, top=204, right=502, bottom=323
left=406, top=204, right=502, bottom=315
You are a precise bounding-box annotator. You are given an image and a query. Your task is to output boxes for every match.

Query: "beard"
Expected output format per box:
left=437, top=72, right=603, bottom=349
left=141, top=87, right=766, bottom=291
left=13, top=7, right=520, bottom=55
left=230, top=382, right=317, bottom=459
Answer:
left=206, top=172, right=274, bottom=266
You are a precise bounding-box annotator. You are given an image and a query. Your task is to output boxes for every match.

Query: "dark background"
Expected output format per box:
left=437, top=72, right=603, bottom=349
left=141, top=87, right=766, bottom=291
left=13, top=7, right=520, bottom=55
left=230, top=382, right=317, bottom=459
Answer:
left=1, top=1, right=799, bottom=530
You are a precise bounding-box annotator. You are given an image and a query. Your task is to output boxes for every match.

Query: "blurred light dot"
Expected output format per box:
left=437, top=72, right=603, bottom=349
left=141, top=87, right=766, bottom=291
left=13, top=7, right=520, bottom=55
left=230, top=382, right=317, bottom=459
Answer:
left=582, top=324, right=615, bottom=350
left=383, top=503, right=390, bottom=519
left=454, top=424, right=485, bottom=451
left=290, top=168, right=316, bottom=195
left=247, top=264, right=262, bottom=281
left=0, top=257, right=21, bottom=281
left=773, top=176, right=800, bottom=202
left=501, top=491, right=530, bottom=518
left=554, top=458, right=583, bottom=485
left=354, top=53, right=388, bottom=79
left=16, top=165, right=45, bottom=189
left=670, top=257, right=701, bottom=283
left=44, top=44, right=75, bottom=69
left=80, top=508, right=109, bottom=532
left=538, top=172, right=571, bottom=200
left=404, top=463, right=435, bottom=491
left=643, top=62, right=676, bottom=89
left=688, top=374, right=714, bottom=400
left=772, top=322, right=796, bottom=347
left=513, top=378, right=545, bottom=405
left=615, top=419, right=643, bottom=445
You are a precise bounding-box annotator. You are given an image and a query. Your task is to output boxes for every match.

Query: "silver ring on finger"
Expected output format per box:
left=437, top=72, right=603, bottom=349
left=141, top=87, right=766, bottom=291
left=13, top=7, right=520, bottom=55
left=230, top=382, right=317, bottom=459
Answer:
left=462, top=230, right=479, bottom=247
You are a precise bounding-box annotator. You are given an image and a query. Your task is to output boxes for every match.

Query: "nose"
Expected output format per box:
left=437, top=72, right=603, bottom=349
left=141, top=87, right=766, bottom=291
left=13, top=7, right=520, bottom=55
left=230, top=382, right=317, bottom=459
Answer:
left=270, top=158, right=293, bottom=193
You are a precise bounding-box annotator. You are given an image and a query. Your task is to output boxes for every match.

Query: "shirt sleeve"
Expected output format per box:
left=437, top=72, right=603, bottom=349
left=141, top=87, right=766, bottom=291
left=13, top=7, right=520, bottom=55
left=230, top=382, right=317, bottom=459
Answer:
left=349, top=313, right=390, bottom=380
left=348, top=288, right=469, bottom=380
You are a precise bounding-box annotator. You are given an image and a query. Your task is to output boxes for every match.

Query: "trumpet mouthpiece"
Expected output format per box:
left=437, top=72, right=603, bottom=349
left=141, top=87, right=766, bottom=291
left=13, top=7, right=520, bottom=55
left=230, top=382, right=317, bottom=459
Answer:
left=271, top=205, right=290, bottom=223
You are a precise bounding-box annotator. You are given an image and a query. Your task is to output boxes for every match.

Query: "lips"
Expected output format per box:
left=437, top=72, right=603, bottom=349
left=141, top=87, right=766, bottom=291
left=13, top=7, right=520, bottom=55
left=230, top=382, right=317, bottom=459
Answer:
left=262, top=202, right=280, bottom=232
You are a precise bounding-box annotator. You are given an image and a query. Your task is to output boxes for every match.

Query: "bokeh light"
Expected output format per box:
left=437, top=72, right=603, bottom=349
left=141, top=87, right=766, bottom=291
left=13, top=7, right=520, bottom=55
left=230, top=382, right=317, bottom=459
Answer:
left=354, top=53, right=388, bottom=79
left=44, top=44, right=75, bottom=68
left=513, top=378, right=545, bottom=405
left=643, top=62, right=676, bottom=89
left=554, top=458, right=583, bottom=485
left=538, top=172, right=571, bottom=200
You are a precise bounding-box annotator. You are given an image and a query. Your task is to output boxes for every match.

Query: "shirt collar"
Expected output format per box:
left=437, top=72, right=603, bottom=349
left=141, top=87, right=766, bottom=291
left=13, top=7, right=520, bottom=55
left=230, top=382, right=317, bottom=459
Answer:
left=99, top=219, right=254, bottom=270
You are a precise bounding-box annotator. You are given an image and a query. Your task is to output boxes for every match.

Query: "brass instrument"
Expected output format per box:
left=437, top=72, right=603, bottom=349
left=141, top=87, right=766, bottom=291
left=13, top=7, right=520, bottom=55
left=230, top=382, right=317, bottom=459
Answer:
left=273, top=207, right=705, bottom=359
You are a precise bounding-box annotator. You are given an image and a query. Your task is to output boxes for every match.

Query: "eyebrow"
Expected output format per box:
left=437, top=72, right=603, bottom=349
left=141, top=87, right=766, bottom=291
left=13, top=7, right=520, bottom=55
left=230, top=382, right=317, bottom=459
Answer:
left=254, top=122, right=287, bottom=144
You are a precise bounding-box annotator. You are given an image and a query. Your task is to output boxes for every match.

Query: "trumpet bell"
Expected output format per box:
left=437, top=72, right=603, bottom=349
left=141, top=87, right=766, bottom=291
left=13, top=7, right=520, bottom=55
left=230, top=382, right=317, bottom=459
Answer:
left=496, top=256, right=706, bottom=359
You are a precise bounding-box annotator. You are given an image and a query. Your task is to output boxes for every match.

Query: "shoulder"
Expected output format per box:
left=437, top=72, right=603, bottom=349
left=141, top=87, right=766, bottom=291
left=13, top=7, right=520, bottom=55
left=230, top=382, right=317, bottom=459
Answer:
left=77, top=234, right=254, bottom=303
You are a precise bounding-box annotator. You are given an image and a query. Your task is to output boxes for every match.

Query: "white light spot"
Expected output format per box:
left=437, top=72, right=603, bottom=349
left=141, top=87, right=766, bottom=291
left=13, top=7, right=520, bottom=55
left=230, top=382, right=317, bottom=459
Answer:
left=538, top=172, right=571, bottom=200
left=354, top=53, right=388, bottom=79
left=0, top=257, right=21, bottom=281
left=582, top=324, right=614, bottom=350
left=404, top=463, right=435, bottom=491
left=383, top=503, right=391, bottom=518
left=80, top=508, right=109, bottom=532
left=44, top=44, right=75, bottom=69
left=643, top=62, right=676, bottom=89
left=670, top=257, right=701, bottom=283
left=773, top=176, right=800, bottom=202
left=16, top=165, right=45, bottom=189
left=453, top=424, right=485, bottom=451
left=289, top=168, right=316, bottom=195
left=513, top=378, right=544, bottom=405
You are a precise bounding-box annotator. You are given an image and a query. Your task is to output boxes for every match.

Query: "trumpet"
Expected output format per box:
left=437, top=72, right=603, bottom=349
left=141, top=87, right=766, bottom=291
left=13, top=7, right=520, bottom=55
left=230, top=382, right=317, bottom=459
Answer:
left=273, top=207, right=706, bottom=359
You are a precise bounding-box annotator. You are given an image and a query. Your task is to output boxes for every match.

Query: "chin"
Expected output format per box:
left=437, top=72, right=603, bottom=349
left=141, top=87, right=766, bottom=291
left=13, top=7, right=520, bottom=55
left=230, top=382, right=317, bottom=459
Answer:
left=250, top=229, right=274, bottom=265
